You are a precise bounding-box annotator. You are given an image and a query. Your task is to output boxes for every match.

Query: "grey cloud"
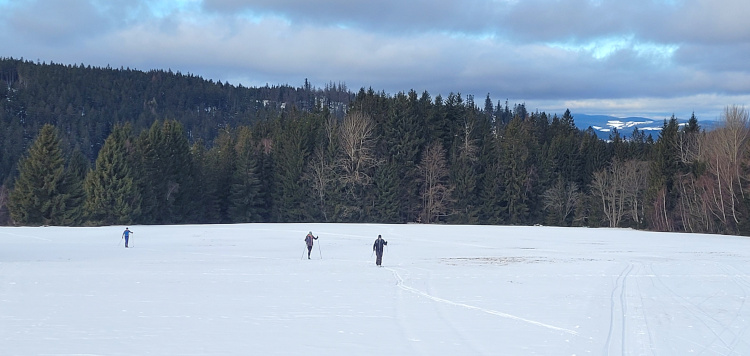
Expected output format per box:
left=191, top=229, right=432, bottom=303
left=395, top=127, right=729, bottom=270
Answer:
left=3, top=0, right=110, bottom=45
left=0, top=0, right=748, bottom=119
left=201, top=0, right=749, bottom=51
left=201, top=0, right=509, bottom=34
left=675, top=42, right=750, bottom=74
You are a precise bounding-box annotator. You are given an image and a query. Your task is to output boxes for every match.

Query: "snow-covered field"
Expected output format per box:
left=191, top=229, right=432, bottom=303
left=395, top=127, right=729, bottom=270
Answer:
left=2, top=223, right=750, bottom=355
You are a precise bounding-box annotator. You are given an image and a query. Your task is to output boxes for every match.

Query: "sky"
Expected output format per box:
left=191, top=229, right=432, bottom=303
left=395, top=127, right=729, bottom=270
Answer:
left=3, top=223, right=750, bottom=354
left=1, top=0, right=749, bottom=120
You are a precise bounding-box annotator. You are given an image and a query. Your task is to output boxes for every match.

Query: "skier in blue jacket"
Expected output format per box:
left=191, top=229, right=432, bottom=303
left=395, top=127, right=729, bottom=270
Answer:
left=122, top=227, right=133, bottom=248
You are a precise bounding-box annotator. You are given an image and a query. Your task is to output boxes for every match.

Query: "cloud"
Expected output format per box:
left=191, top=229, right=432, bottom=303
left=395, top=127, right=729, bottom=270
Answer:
left=0, top=0, right=748, bottom=119
left=2, top=0, right=110, bottom=45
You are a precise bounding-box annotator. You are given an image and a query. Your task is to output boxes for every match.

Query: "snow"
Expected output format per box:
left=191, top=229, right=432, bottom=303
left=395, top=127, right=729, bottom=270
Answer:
left=2, top=223, right=750, bottom=355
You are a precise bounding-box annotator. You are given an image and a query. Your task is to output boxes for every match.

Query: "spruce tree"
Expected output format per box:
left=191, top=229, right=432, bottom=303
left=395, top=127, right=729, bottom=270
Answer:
left=135, top=120, right=194, bottom=224
left=382, top=91, right=426, bottom=222
left=8, top=124, right=84, bottom=226
left=59, top=149, right=87, bottom=225
left=498, top=116, right=532, bottom=224
left=187, top=139, right=216, bottom=223
left=372, top=160, right=401, bottom=223
left=206, top=129, right=238, bottom=223
left=228, top=127, right=264, bottom=222
left=645, top=116, right=681, bottom=231
left=449, top=105, right=481, bottom=224
left=271, top=109, right=318, bottom=222
left=84, top=124, right=141, bottom=225
left=476, top=120, right=503, bottom=225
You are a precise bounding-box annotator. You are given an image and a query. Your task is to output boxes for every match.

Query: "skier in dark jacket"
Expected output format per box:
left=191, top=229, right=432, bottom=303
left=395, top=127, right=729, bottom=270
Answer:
left=122, top=227, right=133, bottom=248
left=373, top=234, right=387, bottom=266
left=304, top=231, right=318, bottom=259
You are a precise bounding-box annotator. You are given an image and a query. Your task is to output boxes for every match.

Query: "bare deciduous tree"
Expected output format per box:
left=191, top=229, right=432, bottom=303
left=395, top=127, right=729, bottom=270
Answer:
left=542, top=180, right=579, bottom=226
left=676, top=173, right=715, bottom=233
left=675, top=127, right=703, bottom=165
left=622, top=160, right=649, bottom=227
left=697, top=106, right=750, bottom=232
left=338, top=111, right=377, bottom=188
left=592, top=163, right=625, bottom=228
left=592, top=159, right=648, bottom=228
left=419, top=141, right=452, bottom=223
left=305, top=116, right=339, bottom=221
left=306, top=148, right=334, bottom=221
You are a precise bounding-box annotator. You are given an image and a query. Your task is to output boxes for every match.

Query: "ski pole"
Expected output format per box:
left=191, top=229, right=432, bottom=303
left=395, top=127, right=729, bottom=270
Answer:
left=301, top=246, right=306, bottom=260
left=317, top=237, right=322, bottom=259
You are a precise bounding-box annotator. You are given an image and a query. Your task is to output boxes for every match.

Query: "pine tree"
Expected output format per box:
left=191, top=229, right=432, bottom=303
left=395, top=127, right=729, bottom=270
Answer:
left=59, top=148, right=87, bottom=225
left=8, top=124, right=83, bottom=225
left=449, top=104, right=480, bottom=224
left=382, top=90, right=426, bottom=222
left=372, top=160, right=401, bottom=222
left=271, top=109, right=319, bottom=222
left=84, top=124, right=141, bottom=225
left=498, top=116, right=532, bottom=224
left=228, top=126, right=264, bottom=222
left=206, top=129, right=238, bottom=223
left=188, top=139, right=218, bottom=223
left=645, top=116, right=681, bottom=231
left=135, top=120, right=194, bottom=224
left=476, top=123, right=503, bottom=225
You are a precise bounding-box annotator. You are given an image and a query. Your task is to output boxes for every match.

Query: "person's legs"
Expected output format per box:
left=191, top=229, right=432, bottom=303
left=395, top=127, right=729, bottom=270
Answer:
left=307, top=245, right=312, bottom=259
left=376, top=252, right=382, bottom=266
left=125, top=236, right=129, bottom=248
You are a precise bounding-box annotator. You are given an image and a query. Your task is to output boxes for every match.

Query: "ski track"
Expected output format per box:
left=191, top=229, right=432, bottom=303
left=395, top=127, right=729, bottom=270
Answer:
left=0, top=230, right=52, bottom=241
left=392, top=268, right=423, bottom=355
left=633, top=265, right=657, bottom=356
left=604, top=262, right=633, bottom=355
left=717, top=263, right=750, bottom=353
left=385, top=266, right=579, bottom=336
left=417, top=266, right=486, bottom=355
left=647, top=263, right=745, bottom=355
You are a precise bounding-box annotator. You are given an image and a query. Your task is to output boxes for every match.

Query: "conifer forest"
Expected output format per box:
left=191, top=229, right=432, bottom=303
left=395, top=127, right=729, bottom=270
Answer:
left=1, top=58, right=749, bottom=235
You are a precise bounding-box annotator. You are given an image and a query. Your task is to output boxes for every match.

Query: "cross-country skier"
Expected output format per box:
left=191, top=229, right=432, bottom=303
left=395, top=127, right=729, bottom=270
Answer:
left=122, top=227, right=133, bottom=248
left=373, top=235, right=387, bottom=266
left=304, top=231, right=318, bottom=259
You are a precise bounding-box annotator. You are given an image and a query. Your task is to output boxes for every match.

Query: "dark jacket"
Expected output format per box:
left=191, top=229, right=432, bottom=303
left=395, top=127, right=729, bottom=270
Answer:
left=373, top=237, right=387, bottom=254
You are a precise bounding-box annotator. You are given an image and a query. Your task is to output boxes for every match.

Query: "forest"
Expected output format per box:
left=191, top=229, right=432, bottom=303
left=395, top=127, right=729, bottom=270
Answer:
left=1, top=58, right=749, bottom=235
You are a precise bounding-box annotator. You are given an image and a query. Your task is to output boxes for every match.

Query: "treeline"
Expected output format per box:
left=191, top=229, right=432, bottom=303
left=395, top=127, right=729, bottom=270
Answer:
left=0, top=57, right=351, bottom=184
left=1, top=59, right=749, bottom=235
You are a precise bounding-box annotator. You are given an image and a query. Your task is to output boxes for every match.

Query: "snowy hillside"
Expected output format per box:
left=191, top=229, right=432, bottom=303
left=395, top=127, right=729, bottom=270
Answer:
left=573, top=113, right=718, bottom=139
left=2, top=224, right=750, bottom=355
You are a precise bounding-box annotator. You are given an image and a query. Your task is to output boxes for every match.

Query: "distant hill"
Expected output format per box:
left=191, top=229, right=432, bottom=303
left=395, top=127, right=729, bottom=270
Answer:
left=572, top=113, right=719, bottom=140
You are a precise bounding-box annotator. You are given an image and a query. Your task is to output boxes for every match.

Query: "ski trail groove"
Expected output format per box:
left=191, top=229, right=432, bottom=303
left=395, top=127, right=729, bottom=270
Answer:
left=604, top=263, right=633, bottom=356
left=647, top=264, right=730, bottom=354
left=718, top=263, right=750, bottom=354
left=385, top=267, right=579, bottom=336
